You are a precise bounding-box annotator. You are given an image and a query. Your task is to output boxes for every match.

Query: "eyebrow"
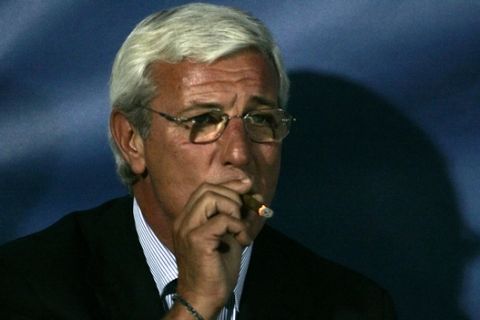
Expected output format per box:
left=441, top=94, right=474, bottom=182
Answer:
left=249, top=96, right=278, bottom=108
left=180, top=103, right=223, bottom=114
left=181, top=96, right=278, bottom=114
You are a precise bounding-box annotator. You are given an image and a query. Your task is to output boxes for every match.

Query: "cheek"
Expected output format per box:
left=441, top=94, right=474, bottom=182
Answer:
left=167, top=143, right=217, bottom=184
left=147, top=121, right=215, bottom=180
left=255, top=144, right=282, bottom=197
left=257, top=144, right=282, bottom=171
left=145, top=128, right=192, bottom=185
left=146, top=139, right=216, bottom=209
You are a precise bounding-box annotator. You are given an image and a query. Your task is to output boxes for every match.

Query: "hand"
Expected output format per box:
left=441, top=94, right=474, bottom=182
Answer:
left=171, top=182, right=253, bottom=319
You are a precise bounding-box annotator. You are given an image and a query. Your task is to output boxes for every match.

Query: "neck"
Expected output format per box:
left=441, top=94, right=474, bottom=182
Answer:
left=132, top=182, right=176, bottom=251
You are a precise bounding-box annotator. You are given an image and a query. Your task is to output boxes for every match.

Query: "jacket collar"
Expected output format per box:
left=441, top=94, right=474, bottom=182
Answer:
left=80, top=196, right=167, bottom=318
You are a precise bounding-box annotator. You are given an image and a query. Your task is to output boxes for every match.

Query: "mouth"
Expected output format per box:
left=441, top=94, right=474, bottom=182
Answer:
left=210, top=174, right=271, bottom=218
left=215, top=176, right=255, bottom=194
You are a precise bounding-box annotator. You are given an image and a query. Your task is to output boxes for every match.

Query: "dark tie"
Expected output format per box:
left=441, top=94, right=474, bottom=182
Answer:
left=160, top=279, right=178, bottom=311
left=225, top=292, right=237, bottom=319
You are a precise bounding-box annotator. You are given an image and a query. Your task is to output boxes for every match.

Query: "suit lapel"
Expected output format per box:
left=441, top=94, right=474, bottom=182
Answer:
left=80, top=197, right=167, bottom=319
left=239, top=225, right=290, bottom=319
left=239, top=225, right=323, bottom=319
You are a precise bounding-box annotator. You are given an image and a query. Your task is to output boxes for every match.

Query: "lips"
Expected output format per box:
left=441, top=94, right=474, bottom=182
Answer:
left=210, top=171, right=255, bottom=194
left=217, top=177, right=254, bottom=194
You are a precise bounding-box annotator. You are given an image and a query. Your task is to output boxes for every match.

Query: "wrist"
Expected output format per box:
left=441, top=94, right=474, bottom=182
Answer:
left=173, top=294, right=205, bottom=320
left=170, top=292, right=223, bottom=320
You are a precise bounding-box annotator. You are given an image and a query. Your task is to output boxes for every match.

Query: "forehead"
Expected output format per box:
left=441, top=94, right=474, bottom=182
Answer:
left=149, top=50, right=279, bottom=111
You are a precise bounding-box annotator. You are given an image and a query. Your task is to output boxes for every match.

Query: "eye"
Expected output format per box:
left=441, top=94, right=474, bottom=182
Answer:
left=189, top=110, right=224, bottom=126
left=248, top=112, right=278, bottom=127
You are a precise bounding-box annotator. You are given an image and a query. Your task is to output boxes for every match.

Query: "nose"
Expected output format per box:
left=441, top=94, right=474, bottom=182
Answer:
left=218, top=117, right=252, bottom=167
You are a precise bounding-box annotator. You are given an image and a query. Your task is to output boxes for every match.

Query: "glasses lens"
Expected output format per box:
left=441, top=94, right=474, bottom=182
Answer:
left=244, top=109, right=293, bottom=142
left=189, top=110, right=227, bottom=143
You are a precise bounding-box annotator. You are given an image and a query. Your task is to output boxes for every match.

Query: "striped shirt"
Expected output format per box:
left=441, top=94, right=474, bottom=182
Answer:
left=133, top=199, right=252, bottom=320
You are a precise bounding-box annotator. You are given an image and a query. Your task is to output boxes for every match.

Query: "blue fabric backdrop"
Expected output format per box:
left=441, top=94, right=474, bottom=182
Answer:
left=1, top=1, right=479, bottom=319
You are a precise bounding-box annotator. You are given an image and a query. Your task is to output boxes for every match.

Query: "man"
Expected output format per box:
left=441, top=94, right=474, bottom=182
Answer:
left=0, top=3, right=395, bottom=319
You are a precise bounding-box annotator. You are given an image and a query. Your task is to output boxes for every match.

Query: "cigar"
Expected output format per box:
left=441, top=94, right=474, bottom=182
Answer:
left=241, top=194, right=274, bottom=218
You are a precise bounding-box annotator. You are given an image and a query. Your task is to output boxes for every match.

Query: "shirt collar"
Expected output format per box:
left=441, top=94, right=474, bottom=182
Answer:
left=133, top=198, right=252, bottom=311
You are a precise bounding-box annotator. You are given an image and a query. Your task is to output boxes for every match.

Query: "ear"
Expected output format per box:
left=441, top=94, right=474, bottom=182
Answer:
left=110, top=110, right=146, bottom=176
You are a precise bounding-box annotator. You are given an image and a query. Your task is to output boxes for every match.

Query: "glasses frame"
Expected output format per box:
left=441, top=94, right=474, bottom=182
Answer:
left=142, top=106, right=295, bottom=144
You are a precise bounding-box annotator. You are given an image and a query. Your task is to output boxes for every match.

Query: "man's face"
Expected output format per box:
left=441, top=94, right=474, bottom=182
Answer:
left=137, top=49, right=281, bottom=238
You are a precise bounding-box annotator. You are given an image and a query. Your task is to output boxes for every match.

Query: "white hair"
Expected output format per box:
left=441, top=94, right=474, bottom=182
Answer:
left=109, top=2, right=290, bottom=188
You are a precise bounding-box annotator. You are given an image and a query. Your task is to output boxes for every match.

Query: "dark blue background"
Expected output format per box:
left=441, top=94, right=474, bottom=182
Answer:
left=1, top=1, right=479, bottom=319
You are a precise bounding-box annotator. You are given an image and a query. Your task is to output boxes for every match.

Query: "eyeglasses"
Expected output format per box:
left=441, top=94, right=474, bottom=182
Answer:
left=142, top=106, right=295, bottom=144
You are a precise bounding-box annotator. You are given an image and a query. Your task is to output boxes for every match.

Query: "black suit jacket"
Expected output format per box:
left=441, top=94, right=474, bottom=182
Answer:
left=0, top=197, right=395, bottom=319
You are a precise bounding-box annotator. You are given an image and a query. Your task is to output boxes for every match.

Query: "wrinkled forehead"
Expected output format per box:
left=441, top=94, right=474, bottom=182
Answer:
left=148, top=49, right=280, bottom=112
